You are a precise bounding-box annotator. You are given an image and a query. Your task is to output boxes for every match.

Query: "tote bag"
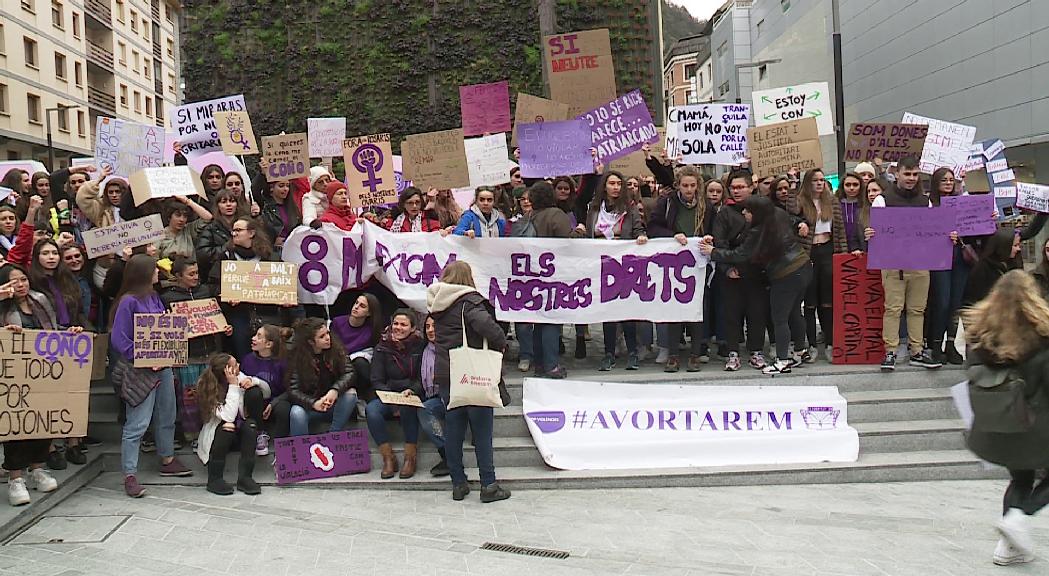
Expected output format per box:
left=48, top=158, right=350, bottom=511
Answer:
left=448, top=311, right=504, bottom=409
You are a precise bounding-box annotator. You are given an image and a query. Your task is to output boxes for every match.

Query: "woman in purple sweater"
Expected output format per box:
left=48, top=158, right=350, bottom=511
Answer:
left=329, top=293, right=384, bottom=404
left=239, top=324, right=287, bottom=455
left=110, top=254, right=193, bottom=498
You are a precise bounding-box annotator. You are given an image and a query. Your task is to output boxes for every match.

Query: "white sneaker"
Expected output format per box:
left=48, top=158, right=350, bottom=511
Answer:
left=255, top=431, right=271, bottom=457
left=998, top=508, right=1034, bottom=556
left=824, top=346, right=835, bottom=363
left=8, top=478, right=29, bottom=506
left=654, top=347, right=669, bottom=364
left=993, top=536, right=1034, bottom=565
left=517, top=359, right=531, bottom=373
left=29, top=468, right=58, bottom=493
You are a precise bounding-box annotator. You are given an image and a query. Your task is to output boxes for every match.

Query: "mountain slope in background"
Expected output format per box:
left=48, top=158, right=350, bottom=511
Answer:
left=662, top=0, right=707, bottom=53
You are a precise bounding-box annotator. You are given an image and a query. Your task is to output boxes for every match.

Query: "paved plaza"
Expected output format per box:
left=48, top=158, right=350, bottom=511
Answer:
left=0, top=477, right=1043, bottom=576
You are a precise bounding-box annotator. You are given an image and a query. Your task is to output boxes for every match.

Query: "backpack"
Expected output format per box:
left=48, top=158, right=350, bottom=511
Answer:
left=967, top=352, right=1049, bottom=433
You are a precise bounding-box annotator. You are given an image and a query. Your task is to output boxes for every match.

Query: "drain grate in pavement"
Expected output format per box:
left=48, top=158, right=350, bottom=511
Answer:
left=480, top=542, right=570, bottom=559
left=7, top=515, right=131, bottom=545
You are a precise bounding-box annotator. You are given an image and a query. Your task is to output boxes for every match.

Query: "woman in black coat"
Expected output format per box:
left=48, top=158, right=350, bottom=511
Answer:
left=367, top=310, right=425, bottom=480
left=962, top=229, right=1022, bottom=307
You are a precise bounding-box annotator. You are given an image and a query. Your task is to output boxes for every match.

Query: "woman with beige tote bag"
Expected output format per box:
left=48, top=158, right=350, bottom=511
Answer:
left=427, top=261, right=511, bottom=504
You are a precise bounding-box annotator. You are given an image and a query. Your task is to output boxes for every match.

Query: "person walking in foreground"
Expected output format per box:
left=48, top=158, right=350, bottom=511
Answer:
left=962, top=270, right=1049, bottom=566
left=426, top=261, right=510, bottom=503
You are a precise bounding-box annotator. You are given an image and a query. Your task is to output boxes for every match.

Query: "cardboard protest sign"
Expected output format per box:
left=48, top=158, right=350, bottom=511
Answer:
left=748, top=117, right=819, bottom=152
left=751, top=140, right=823, bottom=179
left=128, top=166, right=205, bottom=206
left=518, top=119, right=593, bottom=178
left=0, top=329, right=93, bottom=441
left=307, top=117, right=346, bottom=158
left=170, top=94, right=247, bottom=159
left=610, top=127, right=666, bottom=178
left=543, top=29, right=617, bottom=116
left=261, top=133, right=309, bottom=183
left=403, top=129, right=470, bottom=190
left=375, top=390, right=424, bottom=408
left=91, top=333, right=107, bottom=380
left=167, top=298, right=229, bottom=337
left=459, top=81, right=511, bottom=137
left=942, top=194, right=996, bottom=235
left=1016, top=182, right=1049, bottom=213
left=83, top=214, right=165, bottom=259
left=214, top=110, right=258, bottom=155
left=832, top=254, right=884, bottom=365
left=867, top=206, right=956, bottom=270
left=512, top=93, right=571, bottom=146
left=845, top=123, right=927, bottom=163
left=274, top=430, right=370, bottom=484
left=901, top=112, right=977, bottom=174
left=132, top=314, right=188, bottom=368
left=971, top=139, right=1020, bottom=222
left=342, top=133, right=396, bottom=208
left=94, top=117, right=165, bottom=177
left=220, top=260, right=299, bottom=305
left=578, top=90, right=659, bottom=165
left=752, top=83, right=834, bottom=135
left=465, top=133, right=512, bottom=187
left=665, top=104, right=750, bottom=165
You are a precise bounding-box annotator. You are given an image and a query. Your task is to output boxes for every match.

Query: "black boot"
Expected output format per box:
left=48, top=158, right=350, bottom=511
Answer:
left=430, top=448, right=450, bottom=477
left=237, top=423, right=261, bottom=495
left=930, top=340, right=946, bottom=365
left=945, top=345, right=964, bottom=365
left=206, top=430, right=234, bottom=495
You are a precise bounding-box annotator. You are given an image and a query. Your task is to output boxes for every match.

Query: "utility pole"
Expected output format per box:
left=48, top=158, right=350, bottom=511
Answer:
left=831, top=0, right=846, bottom=179
left=537, top=0, right=557, bottom=98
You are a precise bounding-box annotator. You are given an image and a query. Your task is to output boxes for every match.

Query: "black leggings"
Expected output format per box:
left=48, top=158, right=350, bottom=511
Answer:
left=1004, top=469, right=1049, bottom=516
left=720, top=275, right=767, bottom=354
left=805, top=242, right=834, bottom=348
left=244, top=386, right=265, bottom=426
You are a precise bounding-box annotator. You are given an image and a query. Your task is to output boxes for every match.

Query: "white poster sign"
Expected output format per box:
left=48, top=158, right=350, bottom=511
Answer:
left=1016, top=182, right=1049, bottom=213
left=665, top=104, right=749, bottom=165
left=283, top=221, right=707, bottom=323
left=94, top=117, right=165, bottom=178
left=465, top=133, right=512, bottom=188
left=523, top=379, right=860, bottom=471
left=307, top=117, right=346, bottom=158
left=169, top=94, right=247, bottom=159
left=901, top=112, right=977, bottom=175
left=752, top=82, right=834, bottom=136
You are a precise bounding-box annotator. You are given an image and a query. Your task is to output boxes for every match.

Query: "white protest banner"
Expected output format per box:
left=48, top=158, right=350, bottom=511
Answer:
left=128, top=166, right=205, bottom=206
left=465, top=133, right=512, bottom=188
left=1016, top=182, right=1049, bottom=213
left=83, top=214, right=165, bottom=259
left=577, top=90, right=659, bottom=164
left=94, top=117, right=165, bottom=177
left=665, top=104, right=749, bottom=165
left=901, top=112, right=977, bottom=174
left=523, top=379, right=859, bottom=471
left=308, top=117, right=346, bottom=158
left=752, top=82, right=834, bottom=136
left=283, top=221, right=708, bottom=324
left=170, top=94, right=247, bottom=159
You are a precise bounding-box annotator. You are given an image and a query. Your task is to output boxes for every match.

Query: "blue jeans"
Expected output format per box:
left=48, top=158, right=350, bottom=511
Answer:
left=445, top=405, right=495, bottom=486
left=365, top=398, right=419, bottom=444
left=928, top=249, right=970, bottom=347
left=418, top=397, right=446, bottom=451
left=532, top=323, right=562, bottom=372
left=288, top=390, right=357, bottom=437
left=121, top=368, right=176, bottom=475
left=515, top=323, right=534, bottom=361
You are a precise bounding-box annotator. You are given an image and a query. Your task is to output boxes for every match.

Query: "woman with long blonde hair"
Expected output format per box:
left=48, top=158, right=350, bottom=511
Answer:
left=963, top=270, right=1049, bottom=566
left=790, top=168, right=842, bottom=362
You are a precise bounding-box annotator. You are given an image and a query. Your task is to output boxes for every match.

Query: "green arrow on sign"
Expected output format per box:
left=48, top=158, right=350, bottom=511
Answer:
left=809, top=110, right=823, bottom=118
left=810, top=91, right=821, bottom=100
left=761, top=96, right=772, bottom=104
left=764, top=113, right=778, bottom=121
left=786, top=87, right=793, bottom=94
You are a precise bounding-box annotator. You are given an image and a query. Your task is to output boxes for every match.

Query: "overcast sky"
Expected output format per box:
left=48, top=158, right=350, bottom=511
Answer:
left=673, top=0, right=725, bottom=21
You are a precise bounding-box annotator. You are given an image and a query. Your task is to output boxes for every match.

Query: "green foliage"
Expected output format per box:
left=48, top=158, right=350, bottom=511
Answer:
left=661, top=0, right=706, bottom=53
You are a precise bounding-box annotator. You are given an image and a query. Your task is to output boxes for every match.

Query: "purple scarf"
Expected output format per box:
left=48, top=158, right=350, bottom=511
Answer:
left=48, top=277, right=70, bottom=327
left=421, top=343, right=437, bottom=398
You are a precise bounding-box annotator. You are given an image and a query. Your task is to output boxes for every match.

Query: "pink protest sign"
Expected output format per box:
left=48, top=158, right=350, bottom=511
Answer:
left=459, top=81, right=511, bottom=137
left=867, top=206, right=957, bottom=271
left=273, top=429, right=371, bottom=484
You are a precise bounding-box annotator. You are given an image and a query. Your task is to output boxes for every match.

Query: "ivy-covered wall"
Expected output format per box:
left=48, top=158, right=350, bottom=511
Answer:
left=182, top=0, right=660, bottom=153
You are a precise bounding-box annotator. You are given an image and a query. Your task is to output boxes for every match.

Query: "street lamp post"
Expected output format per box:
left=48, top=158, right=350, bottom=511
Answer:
left=734, top=59, right=782, bottom=104
left=831, top=0, right=846, bottom=182
left=45, top=104, right=79, bottom=172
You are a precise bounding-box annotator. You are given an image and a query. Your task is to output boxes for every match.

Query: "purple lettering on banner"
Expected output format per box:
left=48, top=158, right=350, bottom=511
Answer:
left=518, top=119, right=594, bottom=178
left=942, top=194, right=996, bottom=236
left=375, top=241, right=456, bottom=285
left=488, top=277, right=592, bottom=312
left=599, top=251, right=697, bottom=304
left=867, top=206, right=956, bottom=271
left=298, top=234, right=363, bottom=293
left=577, top=90, right=659, bottom=164
left=272, top=430, right=370, bottom=484
left=510, top=252, right=556, bottom=277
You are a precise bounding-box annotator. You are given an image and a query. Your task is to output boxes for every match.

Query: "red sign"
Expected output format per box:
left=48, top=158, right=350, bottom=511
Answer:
left=832, top=253, right=885, bottom=364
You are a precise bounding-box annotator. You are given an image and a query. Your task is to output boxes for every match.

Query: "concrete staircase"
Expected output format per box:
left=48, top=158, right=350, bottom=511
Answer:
left=87, top=360, right=1006, bottom=490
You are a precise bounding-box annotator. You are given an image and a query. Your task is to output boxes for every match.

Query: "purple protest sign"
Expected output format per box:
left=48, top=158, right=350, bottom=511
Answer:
left=941, top=194, right=996, bottom=236
left=578, top=90, right=659, bottom=164
left=273, top=429, right=371, bottom=484
left=518, top=119, right=594, bottom=178
left=460, top=81, right=511, bottom=137
left=867, top=206, right=957, bottom=271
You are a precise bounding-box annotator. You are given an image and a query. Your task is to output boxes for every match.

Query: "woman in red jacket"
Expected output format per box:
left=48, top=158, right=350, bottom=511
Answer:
left=314, top=181, right=358, bottom=231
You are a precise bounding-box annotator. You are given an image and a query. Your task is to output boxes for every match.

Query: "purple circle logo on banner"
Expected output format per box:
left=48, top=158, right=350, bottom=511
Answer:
left=351, top=143, right=384, bottom=193
left=526, top=411, right=566, bottom=434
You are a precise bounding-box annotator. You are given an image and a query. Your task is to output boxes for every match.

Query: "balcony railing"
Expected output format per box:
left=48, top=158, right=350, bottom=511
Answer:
left=86, top=39, right=114, bottom=70
left=84, top=0, right=112, bottom=26
left=88, top=86, right=116, bottom=116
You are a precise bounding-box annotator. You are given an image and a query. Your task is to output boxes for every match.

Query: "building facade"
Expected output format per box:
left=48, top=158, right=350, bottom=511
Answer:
left=663, top=33, right=712, bottom=112
left=710, top=0, right=753, bottom=104
left=0, top=0, right=181, bottom=168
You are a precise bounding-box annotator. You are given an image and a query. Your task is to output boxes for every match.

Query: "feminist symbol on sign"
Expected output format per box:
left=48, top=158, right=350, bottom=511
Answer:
left=534, top=115, right=546, bottom=123
left=352, top=144, right=384, bottom=192
left=224, top=116, right=252, bottom=152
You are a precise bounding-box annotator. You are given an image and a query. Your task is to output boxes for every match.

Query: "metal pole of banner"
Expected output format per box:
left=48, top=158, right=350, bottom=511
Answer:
left=832, top=0, right=847, bottom=180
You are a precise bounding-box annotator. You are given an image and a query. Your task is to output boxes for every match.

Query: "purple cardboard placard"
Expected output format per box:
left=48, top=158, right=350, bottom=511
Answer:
left=459, top=81, right=511, bottom=137
left=867, top=206, right=957, bottom=271
left=577, top=90, right=659, bottom=164
left=273, top=429, right=371, bottom=484
left=518, top=119, right=594, bottom=178
left=942, top=194, right=996, bottom=236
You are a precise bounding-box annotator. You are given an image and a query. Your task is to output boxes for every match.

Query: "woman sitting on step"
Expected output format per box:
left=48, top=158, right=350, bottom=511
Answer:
left=194, top=354, right=264, bottom=496
left=367, top=309, right=425, bottom=479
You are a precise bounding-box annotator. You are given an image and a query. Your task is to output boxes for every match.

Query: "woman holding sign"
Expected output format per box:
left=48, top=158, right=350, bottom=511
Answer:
left=75, top=165, right=126, bottom=229
left=368, top=310, right=426, bottom=479
left=927, top=168, right=969, bottom=365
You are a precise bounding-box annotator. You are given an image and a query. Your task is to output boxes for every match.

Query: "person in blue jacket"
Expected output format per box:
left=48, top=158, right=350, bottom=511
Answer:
left=453, top=187, right=508, bottom=238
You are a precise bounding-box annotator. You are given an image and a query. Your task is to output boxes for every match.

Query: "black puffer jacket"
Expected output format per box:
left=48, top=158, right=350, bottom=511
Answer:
left=194, top=219, right=232, bottom=279
left=287, top=353, right=356, bottom=408
left=710, top=207, right=809, bottom=281
left=425, top=283, right=507, bottom=406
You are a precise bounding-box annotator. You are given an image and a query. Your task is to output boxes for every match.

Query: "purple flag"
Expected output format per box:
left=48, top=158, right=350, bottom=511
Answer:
left=273, top=429, right=371, bottom=484
left=460, top=81, right=511, bottom=137
left=518, top=119, right=594, bottom=178
left=867, top=206, right=957, bottom=271
left=578, top=90, right=659, bottom=164
left=941, top=194, right=996, bottom=236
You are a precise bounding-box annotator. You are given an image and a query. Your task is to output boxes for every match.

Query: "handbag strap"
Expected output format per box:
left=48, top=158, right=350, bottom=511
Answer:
left=459, top=307, right=489, bottom=351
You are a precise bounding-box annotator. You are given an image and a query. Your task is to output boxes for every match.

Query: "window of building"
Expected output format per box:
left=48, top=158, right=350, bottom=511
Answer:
left=716, top=41, right=727, bottom=58
left=0, top=22, right=6, bottom=56
left=166, top=38, right=174, bottom=59
left=168, top=73, right=175, bottom=94
left=120, top=84, right=128, bottom=107
left=71, top=12, right=80, bottom=38
left=118, top=41, right=126, bottom=65
left=145, top=96, right=152, bottom=117
left=27, top=93, right=41, bottom=124
left=24, top=37, right=38, bottom=69
left=77, top=110, right=85, bottom=137
left=143, top=22, right=150, bottom=41
left=719, top=81, right=730, bottom=96
left=74, top=61, right=83, bottom=86
left=756, top=18, right=764, bottom=37
left=54, top=52, right=66, bottom=80
left=781, top=0, right=791, bottom=13
left=51, top=1, right=64, bottom=29
left=144, top=57, right=151, bottom=78
left=698, top=72, right=704, bottom=89
left=684, top=63, right=696, bottom=79
left=116, top=0, right=125, bottom=22
left=57, top=106, right=69, bottom=132
left=130, top=10, right=138, bottom=32
left=759, top=64, right=768, bottom=81
left=133, top=90, right=141, bottom=113
left=0, top=84, right=8, bottom=115
left=155, top=104, right=163, bottom=122
left=165, top=3, right=173, bottom=23
left=132, top=50, right=139, bottom=74
left=21, top=0, right=35, bottom=14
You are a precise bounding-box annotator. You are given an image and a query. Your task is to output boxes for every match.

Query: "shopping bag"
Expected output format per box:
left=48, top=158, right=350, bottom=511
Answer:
left=448, top=311, right=504, bottom=409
